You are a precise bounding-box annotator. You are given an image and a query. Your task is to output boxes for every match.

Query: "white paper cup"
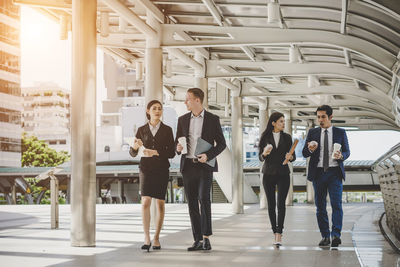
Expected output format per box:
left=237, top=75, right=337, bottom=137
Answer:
left=178, top=137, right=187, bottom=154
left=264, top=144, right=273, bottom=154
left=310, top=141, right=318, bottom=147
left=332, top=143, right=342, bottom=159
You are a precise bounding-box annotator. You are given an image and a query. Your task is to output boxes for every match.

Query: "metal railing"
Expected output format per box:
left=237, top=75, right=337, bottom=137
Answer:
left=373, top=142, right=400, bottom=241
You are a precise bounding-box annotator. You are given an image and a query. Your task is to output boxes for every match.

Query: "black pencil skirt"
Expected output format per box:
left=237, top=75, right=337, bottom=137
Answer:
left=139, top=168, right=169, bottom=200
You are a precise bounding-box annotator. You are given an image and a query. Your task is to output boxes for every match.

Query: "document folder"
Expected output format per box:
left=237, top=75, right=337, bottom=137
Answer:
left=194, top=138, right=216, bottom=167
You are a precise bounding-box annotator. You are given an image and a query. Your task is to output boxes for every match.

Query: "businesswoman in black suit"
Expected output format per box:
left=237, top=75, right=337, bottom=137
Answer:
left=129, top=100, right=175, bottom=251
left=259, top=112, right=296, bottom=245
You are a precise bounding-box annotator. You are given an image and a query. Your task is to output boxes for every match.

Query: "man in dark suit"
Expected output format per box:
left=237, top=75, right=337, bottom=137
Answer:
left=176, top=88, right=226, bottom=251
left=302, top=105, right=350, bottom=248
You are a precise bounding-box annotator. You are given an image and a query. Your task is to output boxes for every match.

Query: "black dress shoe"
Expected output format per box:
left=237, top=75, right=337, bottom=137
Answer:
left=331, top=236, right=341, bottom=247
left=187, top=241, right=203, bottom=251
left=203, top=238, right=212, bottom=250
left=318, top=237, right=330, bottom=247
left=152, top=245, right=161, bottom=250
left=141, top=242, right=151, bottom=252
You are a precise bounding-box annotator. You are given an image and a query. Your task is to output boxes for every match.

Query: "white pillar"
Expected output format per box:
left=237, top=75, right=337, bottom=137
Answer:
left=231, top=89, right=244, bottom=214
left=284, top=110, right=294, bottom=206
left=11, top=184, right=16, bottom=205
left=259, top=103, right=268, bottom=209
left=50, top=175, right=59, bottom=229
left=145, top=13, right=162, bottom=104
left=194, top=51, right=208, bottom=108
left=145, top=12, right=163, bottom=228
left=71, top=0, right=97, bottom=247
left=305, top=122, right=315, bottom=203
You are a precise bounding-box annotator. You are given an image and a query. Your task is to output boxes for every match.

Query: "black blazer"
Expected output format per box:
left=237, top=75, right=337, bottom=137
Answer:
left=258, top=131, right=296, bottom=176
left=302, top=126, right=350, bottom=181
left=175, top=110, right=226, bottom=173
left=129, top=122, right=175, bottom=172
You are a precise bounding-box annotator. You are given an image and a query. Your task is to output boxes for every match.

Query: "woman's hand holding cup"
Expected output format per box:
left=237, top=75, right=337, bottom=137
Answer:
left=263, top=144, right=273, bottom=156
left=133, top=138, right=143, bottom=150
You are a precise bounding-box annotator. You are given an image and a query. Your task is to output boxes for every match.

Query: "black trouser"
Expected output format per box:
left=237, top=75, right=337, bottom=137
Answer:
left=263, top=173, right=290, bottom=234
left=182, top=159, right=213, bottom=241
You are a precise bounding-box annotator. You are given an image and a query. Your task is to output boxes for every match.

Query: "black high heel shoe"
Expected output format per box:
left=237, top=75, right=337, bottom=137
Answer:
left=141, top=242, right=151, bottom=252
left=152, top=244, right=161, bottom=250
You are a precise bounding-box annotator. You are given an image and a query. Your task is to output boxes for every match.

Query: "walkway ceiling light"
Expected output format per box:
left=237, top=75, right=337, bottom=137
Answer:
left=100, top=12, right=110, bottom=37
left=136, top=61, right=143, bottom=81
left=307, top=75, right=320, bottom=88
left=289, top=45, right=300, bottom=63
left=165, top=58, right=172, bottom=78
left=59, top=15, right=68, bottom=40
left=267, top=2, right=280, bottom=23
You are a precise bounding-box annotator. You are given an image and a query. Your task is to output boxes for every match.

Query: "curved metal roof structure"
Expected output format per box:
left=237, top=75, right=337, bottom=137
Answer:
left=16, top=0, right=400, bottom=130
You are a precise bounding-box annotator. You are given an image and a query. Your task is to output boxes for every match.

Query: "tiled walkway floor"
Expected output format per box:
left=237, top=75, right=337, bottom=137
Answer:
left=0, top=203, right=398, bottom=267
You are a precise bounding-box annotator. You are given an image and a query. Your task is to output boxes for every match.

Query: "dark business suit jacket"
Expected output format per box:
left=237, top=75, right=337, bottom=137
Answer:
left=175, top=110, right=226, bottom=173
left=302, top=126, right=350, bottom=181
left=259, top=131, right=296, bottom=176
left=129, top=122, right=175, bottom=172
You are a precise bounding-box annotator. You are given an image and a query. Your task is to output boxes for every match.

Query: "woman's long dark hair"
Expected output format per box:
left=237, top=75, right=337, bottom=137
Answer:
left=260, top=111, right=284, bottom=141
left=146, top=100, right=162, bottom=120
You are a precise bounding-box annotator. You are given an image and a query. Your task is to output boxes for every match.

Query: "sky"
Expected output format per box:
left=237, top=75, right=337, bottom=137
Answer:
left=20, top=6, right=106, bottom=125
left=20, top=7, right=400, bottom=160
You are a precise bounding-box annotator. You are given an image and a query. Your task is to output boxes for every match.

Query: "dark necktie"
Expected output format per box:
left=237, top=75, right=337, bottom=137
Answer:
left=323, top=129, right=329, bottom=172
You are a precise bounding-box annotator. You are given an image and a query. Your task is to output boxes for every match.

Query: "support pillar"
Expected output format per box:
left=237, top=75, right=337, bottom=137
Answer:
left=145, top=12, right=163, bottom=228
left=231, top=89, right=244, bottom=214
left=145, top=13, right=162, bottom=104
left=50, top=175, right=59, bottom=229
left=11, top=184, right=16, bottom=205
left=259, top=103, right=268, bottom=209
left=284, top=110, right=294, bottom=206
left=71, top=0, right=97, bottom=247
left=305, top=122, right=315, bottom=203
left=66, top=177, right=71, bottom=204
left=194, top=51, right=208, bottom=108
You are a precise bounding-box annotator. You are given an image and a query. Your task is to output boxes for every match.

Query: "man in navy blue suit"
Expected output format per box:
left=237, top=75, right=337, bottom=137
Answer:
left=302, top=105, right=350, bottom=248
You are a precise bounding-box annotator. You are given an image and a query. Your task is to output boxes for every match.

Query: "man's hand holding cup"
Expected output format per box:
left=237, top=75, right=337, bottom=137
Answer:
left=332, top=143, right=343, bottom=160
left=177, top=137, right=187, bottom=154
left=308, top=141, right=318, bottom=152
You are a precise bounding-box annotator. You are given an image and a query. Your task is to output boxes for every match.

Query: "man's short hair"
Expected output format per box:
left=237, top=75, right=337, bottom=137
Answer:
left=316, top=105, right=333, bottom=117
left=187, top=88, right=204, bottom=104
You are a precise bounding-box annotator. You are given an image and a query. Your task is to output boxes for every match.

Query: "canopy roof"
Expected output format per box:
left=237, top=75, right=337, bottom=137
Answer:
left=16, top=0, right=400, bottom=130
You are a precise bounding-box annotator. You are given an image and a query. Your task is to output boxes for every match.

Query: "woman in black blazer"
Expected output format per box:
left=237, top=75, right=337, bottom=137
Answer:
left=259, top=112, right=296, bottom=245
left=129, top=100, right=175, bottom=251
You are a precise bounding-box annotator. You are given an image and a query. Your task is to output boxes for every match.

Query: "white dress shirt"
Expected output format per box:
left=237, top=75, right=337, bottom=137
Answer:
left=273, top=131, right=280, bottom=148
left=149, top=121, right=161, bottom=137
left=187, top=109, right=205, bottom=159
left=317, top=126, right=338, bottom=167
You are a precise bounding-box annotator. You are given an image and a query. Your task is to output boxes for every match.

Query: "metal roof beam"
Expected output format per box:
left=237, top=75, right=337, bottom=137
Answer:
left=206, top=60, right=391, bottom=94
left=161, top=25, right=396, bottom=74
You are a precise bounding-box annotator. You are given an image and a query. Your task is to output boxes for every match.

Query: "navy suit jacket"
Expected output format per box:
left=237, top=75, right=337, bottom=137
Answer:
left=302, top=127, right=350, bottom=181
left=175, top=110, right=226, bottom=173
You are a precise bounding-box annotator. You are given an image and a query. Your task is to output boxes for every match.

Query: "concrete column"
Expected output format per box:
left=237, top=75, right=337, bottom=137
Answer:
left=231, top=89, right=244, bottom=214
left=70, top=0, right=97, bottom=247
left=284, top=111, right=294, bottom=206
left=259, top=103, right=268, bottom=209
left=305, top=122, right=315, bottom=203
left=50, top=175, right=59, bottom=229
left=194, top=51, right=208, bottom=108
left=117, top=180, right=123, bottom=203
left=11, top=184, right=16, bottom=205
left=145, top=13, right=162, bottom=103
left=145, top=12, right=162, bottom=228
left=66, top=177, right=70, bottom=204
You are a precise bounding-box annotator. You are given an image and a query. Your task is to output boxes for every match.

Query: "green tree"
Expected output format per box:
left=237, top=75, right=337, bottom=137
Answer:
left=21, top=133, right=70, bottom=167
